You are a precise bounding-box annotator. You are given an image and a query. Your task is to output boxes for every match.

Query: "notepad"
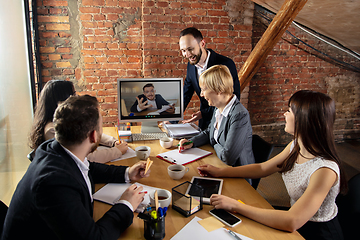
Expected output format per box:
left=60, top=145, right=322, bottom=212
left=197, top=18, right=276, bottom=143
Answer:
left=93, top=182, right=161, bottom=212
left=157, top=148, right=212, bottom=165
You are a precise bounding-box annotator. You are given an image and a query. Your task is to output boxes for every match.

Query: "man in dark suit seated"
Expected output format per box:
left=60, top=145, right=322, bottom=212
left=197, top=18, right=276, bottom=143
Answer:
left=130, top=83, right=175, bottom=114
left=179, top=27, right=241, bottom=130
left=2, top=95, right=149, bottom=240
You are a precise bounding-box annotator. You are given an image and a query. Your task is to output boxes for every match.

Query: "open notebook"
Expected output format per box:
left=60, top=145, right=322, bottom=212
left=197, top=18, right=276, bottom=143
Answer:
left=157, top=148, right=212, bottom=165
left=93, top=182, right=161, bottom=212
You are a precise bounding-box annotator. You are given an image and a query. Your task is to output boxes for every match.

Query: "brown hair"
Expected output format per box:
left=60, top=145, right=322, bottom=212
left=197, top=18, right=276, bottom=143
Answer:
left=54, top=95, right=100, bottom=147
left=279, top=90, right=347, bottom=193
left=29, top=80, right=75, bottom=150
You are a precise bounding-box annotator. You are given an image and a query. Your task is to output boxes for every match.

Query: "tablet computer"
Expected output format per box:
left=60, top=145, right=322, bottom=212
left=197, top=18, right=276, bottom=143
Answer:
left=187, top=176, right=223, bottom=204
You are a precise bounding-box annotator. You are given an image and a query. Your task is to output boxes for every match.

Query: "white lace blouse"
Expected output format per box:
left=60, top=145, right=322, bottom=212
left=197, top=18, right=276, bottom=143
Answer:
left=282, top=143, right=340, bottom=222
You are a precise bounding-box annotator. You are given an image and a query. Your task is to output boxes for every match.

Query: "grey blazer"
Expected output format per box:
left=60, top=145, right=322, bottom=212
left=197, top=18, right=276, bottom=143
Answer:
left=190, top=98, right=255, bottom=169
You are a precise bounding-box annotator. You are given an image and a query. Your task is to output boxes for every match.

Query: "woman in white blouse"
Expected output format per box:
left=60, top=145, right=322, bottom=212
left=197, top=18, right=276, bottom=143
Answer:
left=197, top=90, right=347, bottom=240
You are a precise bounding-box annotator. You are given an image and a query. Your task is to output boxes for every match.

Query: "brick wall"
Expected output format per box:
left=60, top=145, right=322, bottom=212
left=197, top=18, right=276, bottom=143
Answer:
left=36, top=0, right=360, bottom=144
left=250, top=7, right=360, bottom=144
left=36, top=0, right=254, bottom=125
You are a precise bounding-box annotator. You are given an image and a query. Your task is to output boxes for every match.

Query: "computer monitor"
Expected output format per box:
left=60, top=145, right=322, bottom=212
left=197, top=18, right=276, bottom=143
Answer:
left=117, top=78, right=184, bottom=133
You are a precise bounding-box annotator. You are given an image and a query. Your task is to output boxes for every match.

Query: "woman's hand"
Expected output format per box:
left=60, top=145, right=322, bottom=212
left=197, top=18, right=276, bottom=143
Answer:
left=197, top=164, right=222, bottom=177
left=178, top=138, right=193, bottom=152
left=115, top=141, right=128, bottom=154
left=210, top=194, right=240, bottom=212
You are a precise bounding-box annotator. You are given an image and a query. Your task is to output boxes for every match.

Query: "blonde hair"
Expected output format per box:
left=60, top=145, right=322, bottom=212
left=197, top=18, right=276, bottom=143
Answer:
left=199, top=65, right=234, bottom=95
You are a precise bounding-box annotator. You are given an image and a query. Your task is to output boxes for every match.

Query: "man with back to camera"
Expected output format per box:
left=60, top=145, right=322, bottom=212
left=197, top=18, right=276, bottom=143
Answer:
left=130, top=83, right=175, bottom=114
left=2, top=95, right=149, bottom=240
left=179, top=27, right=241, bottom=130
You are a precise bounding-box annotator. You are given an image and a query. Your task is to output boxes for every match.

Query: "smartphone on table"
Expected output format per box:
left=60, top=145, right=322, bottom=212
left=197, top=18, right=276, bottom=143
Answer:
left=209, top=208, right=242, bottom=227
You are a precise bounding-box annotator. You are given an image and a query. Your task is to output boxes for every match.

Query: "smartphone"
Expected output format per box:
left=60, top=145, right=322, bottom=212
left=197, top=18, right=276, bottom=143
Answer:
left=209, top=208, right=242, bottom=227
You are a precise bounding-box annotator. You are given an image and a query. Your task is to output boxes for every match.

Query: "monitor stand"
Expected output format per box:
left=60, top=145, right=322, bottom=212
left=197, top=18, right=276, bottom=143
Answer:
left=141, top=121, right=163, bottom=133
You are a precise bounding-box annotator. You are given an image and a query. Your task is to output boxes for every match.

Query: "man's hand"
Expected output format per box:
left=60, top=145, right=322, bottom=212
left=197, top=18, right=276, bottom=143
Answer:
left=137, top=97, right=152, bottom=111
left=129, top=161, right=150, bottom=181
left=114, top=141, right=128, bottom=154
left=182, top=111, right=202, bottom=124
left=120, top=184, right=145, bottom=211
left=165, top=103, right=175, bottom=113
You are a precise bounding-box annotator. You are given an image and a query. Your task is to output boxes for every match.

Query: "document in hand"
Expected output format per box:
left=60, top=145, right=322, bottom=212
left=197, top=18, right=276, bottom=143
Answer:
left=157, top=148, right=212, bottom=165
left=163, top=123, right=200, bottom=138
left=93, top=182, right=160, bottom=212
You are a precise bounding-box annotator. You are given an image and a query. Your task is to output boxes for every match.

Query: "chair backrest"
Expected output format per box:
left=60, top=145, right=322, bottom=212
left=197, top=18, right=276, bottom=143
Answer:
left=0, top=200, right=8, bottom=235
left=27, top=150, right=35, bottom=162
left=336, top=173, right=360, bottom=240
left=251, top=135, right=274, bottom=189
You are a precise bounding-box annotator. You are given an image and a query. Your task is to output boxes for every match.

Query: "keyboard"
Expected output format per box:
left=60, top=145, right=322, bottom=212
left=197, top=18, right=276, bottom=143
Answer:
left=131, top=132, right=168, bottom=141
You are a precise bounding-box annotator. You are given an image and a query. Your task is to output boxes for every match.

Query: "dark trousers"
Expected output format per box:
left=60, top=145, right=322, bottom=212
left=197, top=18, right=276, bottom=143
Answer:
left=298, top=216, right=344, bottom=240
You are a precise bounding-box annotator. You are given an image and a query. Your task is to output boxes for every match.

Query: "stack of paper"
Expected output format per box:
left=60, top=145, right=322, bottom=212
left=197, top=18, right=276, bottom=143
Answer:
left=164, top=123, right=200, bottom=138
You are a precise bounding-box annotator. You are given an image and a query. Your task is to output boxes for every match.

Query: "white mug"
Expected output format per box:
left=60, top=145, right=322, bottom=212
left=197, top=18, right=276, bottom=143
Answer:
left=167, top=164, right=189, bottom=180
left=149, top=189, right=172, bottom=208
left=135, top=146, right=151, bottom=160
left=159, top=137, right=173, bottom=149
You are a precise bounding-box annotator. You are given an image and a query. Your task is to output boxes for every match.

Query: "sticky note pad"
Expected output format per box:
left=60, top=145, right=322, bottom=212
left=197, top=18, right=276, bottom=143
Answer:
left=198, top=216, right=225, bottom=232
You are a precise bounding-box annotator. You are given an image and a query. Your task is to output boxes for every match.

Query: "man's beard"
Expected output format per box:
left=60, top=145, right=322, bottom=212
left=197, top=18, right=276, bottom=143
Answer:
left=189, top=48, right=202, bottom=65
left=90, top=134, right=101, bottom=153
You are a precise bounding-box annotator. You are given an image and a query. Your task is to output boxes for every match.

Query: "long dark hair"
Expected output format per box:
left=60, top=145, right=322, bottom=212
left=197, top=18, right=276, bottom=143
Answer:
left=29, top=80, right=75, bottom=150
left=279, top=90, right=347, bottom=193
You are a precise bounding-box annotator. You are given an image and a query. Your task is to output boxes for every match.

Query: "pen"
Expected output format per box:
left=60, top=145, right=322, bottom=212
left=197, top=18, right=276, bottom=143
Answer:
left=225, top=229, right=242, bottom=240
left=176, top=141, right=193, bottom=147
left=139, top=191, right=148, bottom=194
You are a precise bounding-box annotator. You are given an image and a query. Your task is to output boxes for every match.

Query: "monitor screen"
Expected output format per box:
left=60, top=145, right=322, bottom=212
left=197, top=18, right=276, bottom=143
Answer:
left=117, top=78, right=184, bottom=124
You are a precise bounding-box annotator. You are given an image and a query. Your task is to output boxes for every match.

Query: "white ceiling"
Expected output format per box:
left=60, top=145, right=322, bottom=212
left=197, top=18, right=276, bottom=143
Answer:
left=252, top=0, right=360, bottom=54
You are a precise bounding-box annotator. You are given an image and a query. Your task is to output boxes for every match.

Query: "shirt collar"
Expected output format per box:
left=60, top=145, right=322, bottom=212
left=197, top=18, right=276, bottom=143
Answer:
left=215, top=95, right=237, bottom=118
left=195, top=50, right=211, bottom=71
left=60, top=144, right=90, bottom=171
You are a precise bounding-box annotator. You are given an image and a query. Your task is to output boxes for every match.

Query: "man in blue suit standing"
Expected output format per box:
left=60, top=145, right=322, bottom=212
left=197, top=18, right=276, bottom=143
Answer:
left=179, top=27, right=241, bottom=130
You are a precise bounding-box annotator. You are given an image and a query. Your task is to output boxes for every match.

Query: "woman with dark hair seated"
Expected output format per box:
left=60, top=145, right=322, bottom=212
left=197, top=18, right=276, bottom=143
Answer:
left=198, top=90, right=347, bottom=240
left=29, top=80, right=128, bottom=163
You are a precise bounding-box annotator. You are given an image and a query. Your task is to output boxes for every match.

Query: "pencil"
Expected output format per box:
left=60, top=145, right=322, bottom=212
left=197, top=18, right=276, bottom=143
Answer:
left=115, top=125, right=121, bottom=142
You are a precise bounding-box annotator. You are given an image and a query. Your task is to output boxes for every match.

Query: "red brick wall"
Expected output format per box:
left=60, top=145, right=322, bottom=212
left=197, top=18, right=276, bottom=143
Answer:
left=36, top=0, right=253, bottom=126
left=36, top=0, right=360, bottom=144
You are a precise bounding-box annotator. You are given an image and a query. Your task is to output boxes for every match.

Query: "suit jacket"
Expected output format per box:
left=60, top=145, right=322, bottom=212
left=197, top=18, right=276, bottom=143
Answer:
left=189, top=99, right=255, bottom=183
left=183, top=49, right=241, bottom=130
left=2, top=139, right=133, bottom=240
left=130, top=94, right=169, bottom=113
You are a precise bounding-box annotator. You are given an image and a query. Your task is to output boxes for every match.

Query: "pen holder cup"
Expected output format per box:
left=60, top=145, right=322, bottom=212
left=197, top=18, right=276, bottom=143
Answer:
left=143, top=215, right=165, bottom=240
left=172, top=181, right=203, bottom=217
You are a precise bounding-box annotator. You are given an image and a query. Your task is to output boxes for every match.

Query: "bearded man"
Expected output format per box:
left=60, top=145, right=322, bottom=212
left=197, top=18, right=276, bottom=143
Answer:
left=179, top=27, right=240, bottom=130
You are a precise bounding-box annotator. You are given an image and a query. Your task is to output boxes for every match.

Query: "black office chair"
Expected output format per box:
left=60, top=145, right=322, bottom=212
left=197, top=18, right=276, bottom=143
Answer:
left=27, top=150, right=35, bottom=162
left=336, top=173, right=360, bottom=240
left=0, top=200, right=8, bottom=235
left=251, top=134, right=274, bottom=189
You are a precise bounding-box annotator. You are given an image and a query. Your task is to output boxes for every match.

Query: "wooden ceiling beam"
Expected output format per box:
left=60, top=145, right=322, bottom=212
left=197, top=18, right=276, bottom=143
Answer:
left=239, top=0, right=308, bottom=92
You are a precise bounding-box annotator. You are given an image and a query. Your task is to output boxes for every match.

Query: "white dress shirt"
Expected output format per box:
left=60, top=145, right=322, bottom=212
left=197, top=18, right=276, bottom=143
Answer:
left=213, top=95, right=237, bottom=143
left=195, top=50, right=211, bottom=78
left=61, top=145, right=134, bottom=211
